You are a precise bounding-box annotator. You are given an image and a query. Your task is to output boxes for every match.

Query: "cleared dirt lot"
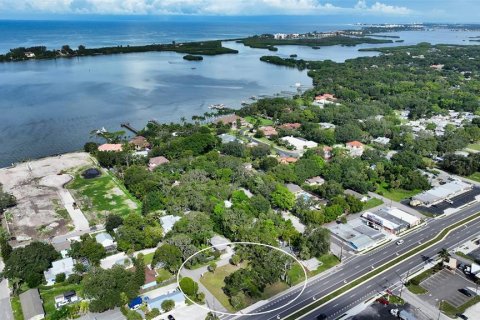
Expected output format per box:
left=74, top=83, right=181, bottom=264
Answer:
left=0, top=152, right=93, bottom=243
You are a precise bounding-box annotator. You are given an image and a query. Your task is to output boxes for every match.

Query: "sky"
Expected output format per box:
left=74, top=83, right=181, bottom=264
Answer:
left=0, top=0, right=479, bottom=22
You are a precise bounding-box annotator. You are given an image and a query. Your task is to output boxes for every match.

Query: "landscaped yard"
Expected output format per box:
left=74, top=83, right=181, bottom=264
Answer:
left=466, top=142, right=480, bottom=151
left=406, top=263, right=442, bottom=295
left=376, top=183, right=421, bottom=202
left=244, top=116, right=273, bottom=126
left=155, top=268, right=174, bottom=282
left=200, top=263, right=242, bottom=312
left=39, top=283, right=84, bottom=317
left=67, top=167, right=141, bottom=222
left=143, top=252, right=155, bottom=265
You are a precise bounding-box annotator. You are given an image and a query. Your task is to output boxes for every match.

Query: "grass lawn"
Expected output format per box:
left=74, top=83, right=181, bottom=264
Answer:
left=310, top=254, right=341, bottom=276
left=468, top=172, right=480, bottom=183
left=466, top=142, right=480, bottom=151
left=200, top=263, right=242, bottom=312
left=363, top=198, right=384, bottom=211
left=155, top=268, right=174, bottom=282
left=67, top=167, right=141, bottom=222
left=11, top=296, right=24, bottom=320
left=375, top=184, right=421, bottom=202
left=440, top=296, right=480, bottom=317
left=39, top=283, right=84, bottom=317
left=244, top=116, right=273, bottom=126
left=406, top=264, right=442, bottom=295
left=143, top=252, right=155, bottom=265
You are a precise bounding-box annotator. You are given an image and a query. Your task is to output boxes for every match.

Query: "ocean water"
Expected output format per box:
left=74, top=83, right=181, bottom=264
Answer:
left=0, top=19, right=478, bottom=167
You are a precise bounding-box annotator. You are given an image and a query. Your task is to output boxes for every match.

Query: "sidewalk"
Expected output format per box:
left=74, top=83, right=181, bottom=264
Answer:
left=0, top=260, right=13, bottom=320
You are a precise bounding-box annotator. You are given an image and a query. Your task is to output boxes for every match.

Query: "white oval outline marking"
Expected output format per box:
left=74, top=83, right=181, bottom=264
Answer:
left=176, top=241, right=308, bottom=316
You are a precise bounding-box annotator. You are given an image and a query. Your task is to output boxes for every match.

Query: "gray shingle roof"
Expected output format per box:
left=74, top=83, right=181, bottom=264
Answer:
left=20, top=289, right=44, bottom=320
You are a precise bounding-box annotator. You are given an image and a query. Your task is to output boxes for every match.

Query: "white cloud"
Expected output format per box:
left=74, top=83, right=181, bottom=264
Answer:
left=0, top=0, right=413, bottom=15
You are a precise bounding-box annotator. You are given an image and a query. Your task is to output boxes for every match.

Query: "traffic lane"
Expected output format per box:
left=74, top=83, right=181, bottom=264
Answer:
left=305, top=218, right=480, bottom=320
left=232, top=204, right=480, bottom=320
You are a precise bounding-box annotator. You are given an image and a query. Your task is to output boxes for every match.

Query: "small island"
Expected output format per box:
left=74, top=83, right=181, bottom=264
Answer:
left=183, top=54, right=203, bottom=61
left=290, top=54, right=298, bottom=58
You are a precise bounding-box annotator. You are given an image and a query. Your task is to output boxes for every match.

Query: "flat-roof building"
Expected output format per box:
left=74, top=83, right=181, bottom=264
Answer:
left=329, top=219, right=386, bottom=252
left=411, top=181, right=472, bottom=207
left=361, top=209, right=410, bottom=234
left=280, top=136, right=318, bottom=151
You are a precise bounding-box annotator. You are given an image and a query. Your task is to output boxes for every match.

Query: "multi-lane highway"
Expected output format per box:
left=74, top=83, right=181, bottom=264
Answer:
left=225, top=202, right=480, bottom=320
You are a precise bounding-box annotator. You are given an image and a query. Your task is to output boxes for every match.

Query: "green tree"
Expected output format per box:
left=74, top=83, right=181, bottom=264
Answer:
left=179, top=277, right=198, bottom=297
left=69, top=235, right=107, bottom=266
left=208, top=262, right=217, bottom=273
left=271, top=184, right=295, bottom=210
left=105, top=214, right=124, bottom=233
left=151, top=244, right=183, bottom=273
left=55, top=273, right=66, bottom=283
left=161, top=299, right=175, bottom=312
left=4, top=241, right=60, bottom=284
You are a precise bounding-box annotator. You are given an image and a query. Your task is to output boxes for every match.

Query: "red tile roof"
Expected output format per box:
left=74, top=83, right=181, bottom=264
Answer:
left=346, top=141, right=364, bottom=148
left=98, top=144, right=123, bottom=152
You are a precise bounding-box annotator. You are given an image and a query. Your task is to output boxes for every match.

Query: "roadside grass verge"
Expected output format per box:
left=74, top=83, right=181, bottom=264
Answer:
left=285, top=211, right=480, bottom=320
left=67, top=167, right=141, bottom=221
left=468, top=172, right=480, bottom=183
left=39, top=283, right=84, bottom=317
left=405, top=263, right=442, bottom=294
left=200, top=263, right=243, bottom=312
left=440, top=296, right=480, bottom=317
left=11, top=296, right=24, bottom=320
left=454, top=251, right=476, bottom=262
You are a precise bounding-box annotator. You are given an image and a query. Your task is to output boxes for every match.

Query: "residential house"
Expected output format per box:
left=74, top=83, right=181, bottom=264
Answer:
left=24, top=52, right=36, bottom=58
left=129, top=136, right=150, bottom=150
left=142, top=267, right=158, bottom=290
left=346, top=141, right=364, bottom=157
left=95, top=232, right=117, bottom=251
left=148, top=156, right=170, bottom=171
left=259, top=126, right=278, bottom=137
left=344, top=189, right=369, bottom=202
left=98, top=144, right=123, bottom=152
left=286, top=183, right=303, bottom=197
left=159, top=215, right=181, bottom=234
left=319, top=122, right=336, bottom=129
left=210, top=235, right=232, bottom=252
left=372, top=137, right=390, bottom=148
left=279, top=156, right=298, bottom=164
left=218, top=133, right=241, bottom=144
left=213, top=114, right=247, bottom=128
left=145, top=289, right=186, bottom=312
left=305, top=176, right=325, bottom=186
left=20, top=289, right=45, bottom=320
left=280, top=136, right=318, bottom=151
left=313, top=93, right=337, bottom=107
left=55, top=290, right=79, bottom=309
left=322, top=146, right=333, bottom=160
left=44, top=257, right=75, bottom=286
left=279, top=123, right=302, bottom=130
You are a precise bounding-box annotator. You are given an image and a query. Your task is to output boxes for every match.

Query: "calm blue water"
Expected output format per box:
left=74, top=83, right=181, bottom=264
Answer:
left=0, top=19, right=478, bottom=167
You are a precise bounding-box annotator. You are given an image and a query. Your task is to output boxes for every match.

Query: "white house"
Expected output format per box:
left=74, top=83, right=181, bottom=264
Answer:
left=44, top=257, right=75, bottom=286
left=95, top=232, right=116, bottom=250
left=280, top=136, right=318, bottom=151
left=305, top=176, right=325, bottom=186
left=159, top=215, right=181, bottom=234
left=372, top=137, right=390, bottom=147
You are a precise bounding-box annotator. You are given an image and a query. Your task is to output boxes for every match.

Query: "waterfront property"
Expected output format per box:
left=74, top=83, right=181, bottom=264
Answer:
left=97, top=143, right=123, bottom=152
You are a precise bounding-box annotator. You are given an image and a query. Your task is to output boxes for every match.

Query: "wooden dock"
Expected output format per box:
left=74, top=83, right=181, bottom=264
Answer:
left=120, top=123, right=139, bottom=134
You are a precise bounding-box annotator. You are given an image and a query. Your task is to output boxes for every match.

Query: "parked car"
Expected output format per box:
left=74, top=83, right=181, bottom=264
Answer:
left=459, top=288, right=472, bottom=297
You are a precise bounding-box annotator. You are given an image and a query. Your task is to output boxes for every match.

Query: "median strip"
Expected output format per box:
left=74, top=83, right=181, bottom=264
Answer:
left=285, top=210, right=480, bottom=320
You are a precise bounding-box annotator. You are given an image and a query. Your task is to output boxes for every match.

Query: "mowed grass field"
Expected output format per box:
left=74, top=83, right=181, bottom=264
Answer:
left=68, top=167, right=141, bottom=222
left=376, top=183, right=421, bottom=202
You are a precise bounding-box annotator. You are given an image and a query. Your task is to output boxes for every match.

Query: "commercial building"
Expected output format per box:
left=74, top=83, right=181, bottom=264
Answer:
left=20, top=289, right=45, bottom=320
left=411, top=180, right=473, bottom=207
left=361, top=208, right=413, bottom=234
left=329, top=218, right=386, bottom=252
left=381, top=207, right=421, bottom=227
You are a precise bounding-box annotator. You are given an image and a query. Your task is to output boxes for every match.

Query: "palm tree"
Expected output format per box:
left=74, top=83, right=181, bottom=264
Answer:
left=438, top=248, right=450, bottom=262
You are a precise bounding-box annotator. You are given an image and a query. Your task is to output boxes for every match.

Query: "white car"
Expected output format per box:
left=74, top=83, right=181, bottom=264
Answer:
left=396, top=240, right=404, bottom=245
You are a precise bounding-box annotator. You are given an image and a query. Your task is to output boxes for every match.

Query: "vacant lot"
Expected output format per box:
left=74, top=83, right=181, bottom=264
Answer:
left=376, top=183, right=421, bottom=202
left=67, top=167, right=140, bottom=224
left=0, top=152, right=92, bottom=242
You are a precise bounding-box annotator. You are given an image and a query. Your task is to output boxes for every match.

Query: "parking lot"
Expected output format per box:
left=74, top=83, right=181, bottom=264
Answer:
left=421, top=269, right=476, bottom=308
left=404, top=187, right=480, bottom=215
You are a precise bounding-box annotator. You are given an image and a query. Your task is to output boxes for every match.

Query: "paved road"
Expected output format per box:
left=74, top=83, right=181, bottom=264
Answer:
left=225, top=201, right=480, bottom=320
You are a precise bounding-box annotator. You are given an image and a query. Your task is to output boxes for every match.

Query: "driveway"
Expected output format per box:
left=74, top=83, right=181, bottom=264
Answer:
left=0, top=259, right=13, bottom=320
left=58, top=187, right=90, bottom=231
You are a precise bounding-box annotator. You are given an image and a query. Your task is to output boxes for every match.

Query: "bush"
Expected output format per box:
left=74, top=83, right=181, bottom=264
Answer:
left=67, top=274, right=83, bottom=284
left=84, top=142, right=99, bottom=153
left=230, top=292, right=246, bottom=310
left=55, top=273, right=66, bottom=283
left=146, top=308, right=160, bottom=320
left=26, top=273, right=43, bottom=288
